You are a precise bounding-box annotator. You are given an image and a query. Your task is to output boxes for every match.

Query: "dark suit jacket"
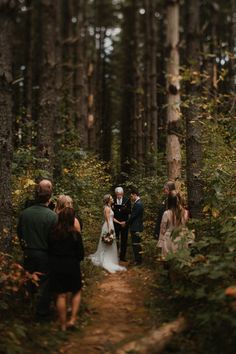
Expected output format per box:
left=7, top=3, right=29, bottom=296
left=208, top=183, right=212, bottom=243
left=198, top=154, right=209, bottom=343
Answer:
left=113, top=197, right=131, bottom=222
left=128, top=199, right=144, bottom=232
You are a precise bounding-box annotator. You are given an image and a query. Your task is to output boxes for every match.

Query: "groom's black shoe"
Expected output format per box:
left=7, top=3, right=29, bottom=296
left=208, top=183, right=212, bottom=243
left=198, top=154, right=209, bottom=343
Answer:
left=120, top=257, right=127, bottom=262
left=129, top=260, right=142, bottom=266
left=134, top=261, right=142, bottom=266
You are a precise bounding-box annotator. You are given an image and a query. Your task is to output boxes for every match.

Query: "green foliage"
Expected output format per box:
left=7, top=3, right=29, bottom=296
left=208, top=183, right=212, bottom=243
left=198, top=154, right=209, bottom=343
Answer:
left=155, top=120, right=236, bottom=352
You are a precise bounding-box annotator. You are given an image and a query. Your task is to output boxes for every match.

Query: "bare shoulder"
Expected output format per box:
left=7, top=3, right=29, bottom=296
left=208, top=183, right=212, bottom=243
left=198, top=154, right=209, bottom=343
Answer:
left=104, top=205, right=110, bottom=213
left=74, top=217, right=81, bottom=232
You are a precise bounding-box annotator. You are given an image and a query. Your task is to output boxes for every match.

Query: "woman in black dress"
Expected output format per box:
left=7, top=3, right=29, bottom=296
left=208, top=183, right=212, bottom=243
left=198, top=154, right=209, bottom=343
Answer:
left=49, top=207, right=84, bottom=330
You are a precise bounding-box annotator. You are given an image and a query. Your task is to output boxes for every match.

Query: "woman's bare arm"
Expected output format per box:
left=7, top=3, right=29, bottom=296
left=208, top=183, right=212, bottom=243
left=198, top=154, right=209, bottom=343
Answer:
left=74, top=217, right=81, bottom=232
left=104, top=206, right=111, bottom=231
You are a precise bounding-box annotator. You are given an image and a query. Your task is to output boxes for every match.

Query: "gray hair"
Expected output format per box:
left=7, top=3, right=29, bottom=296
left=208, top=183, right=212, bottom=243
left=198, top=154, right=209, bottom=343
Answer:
left=115, top=186, right=124, bottom=194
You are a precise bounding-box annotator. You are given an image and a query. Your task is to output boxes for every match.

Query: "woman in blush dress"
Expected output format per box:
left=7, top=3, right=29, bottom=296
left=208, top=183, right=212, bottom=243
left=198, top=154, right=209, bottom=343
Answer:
left=89, top=194, right=126, bottom=273
left=157, top=191, right=189, bottom=257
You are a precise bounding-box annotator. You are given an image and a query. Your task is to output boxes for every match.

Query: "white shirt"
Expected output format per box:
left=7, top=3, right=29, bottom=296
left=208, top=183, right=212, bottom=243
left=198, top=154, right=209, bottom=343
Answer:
left=117, top=198, right=123, bottom=205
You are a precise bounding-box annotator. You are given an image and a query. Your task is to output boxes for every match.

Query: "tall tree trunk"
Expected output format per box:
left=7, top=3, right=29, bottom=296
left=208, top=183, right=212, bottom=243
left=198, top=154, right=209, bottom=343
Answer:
left=186, top=0, right=204, bottom=218
left=120, top=1, right=136, bottom=175
left=37, top=0, right=57, bottom=176
left=23, top=0, right=33, bottom=146
left=61, top=0, right=74, bottom=130
left=157, top=6, right=167, bottom=153
left=94, top=26, right=105, bottom=156
left=55, top=0, right=63, bottom=128
left=144, top=0, right=158, bottom=172
left=74, top=0, right=88, bottom=148
left=133, top=0, right=143, bottom=169
left=144, top=0, right=151, bottom=165
left=166, top=0, right=181, bottom=180
left=0, top=0, right=16, bottom=252
left=230, top=0, right=236, bottom=101
left=87, top=61, right=96, bottom=150
left=149, top=0, right=158, bottom=156
left=31, top=0, right=41, bottom=143
left=100, top=55, right=112, bottom=162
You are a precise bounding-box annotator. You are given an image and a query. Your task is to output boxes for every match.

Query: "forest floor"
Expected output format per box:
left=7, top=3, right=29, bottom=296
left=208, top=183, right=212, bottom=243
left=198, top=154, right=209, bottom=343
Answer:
left=59, top=264, right=156, bottom=354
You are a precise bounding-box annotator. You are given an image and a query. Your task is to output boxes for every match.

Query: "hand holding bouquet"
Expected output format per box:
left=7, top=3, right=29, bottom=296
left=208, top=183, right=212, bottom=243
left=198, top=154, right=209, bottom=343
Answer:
left=102, top=229, right=115, bottom=245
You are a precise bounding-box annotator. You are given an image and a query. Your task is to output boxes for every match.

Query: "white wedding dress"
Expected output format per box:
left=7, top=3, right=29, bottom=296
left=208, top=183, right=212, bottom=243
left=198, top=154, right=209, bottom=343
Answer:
left=89, top=207, right=126, bottom=273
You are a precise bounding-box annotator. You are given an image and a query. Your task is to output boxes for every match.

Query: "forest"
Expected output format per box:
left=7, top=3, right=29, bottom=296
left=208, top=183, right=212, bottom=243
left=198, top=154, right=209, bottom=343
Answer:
left=0, top=0, right=236, bottom=353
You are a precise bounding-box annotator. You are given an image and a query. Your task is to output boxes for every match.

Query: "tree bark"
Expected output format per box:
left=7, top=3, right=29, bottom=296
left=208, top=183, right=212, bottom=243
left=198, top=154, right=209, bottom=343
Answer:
left=144, top=0, right=158, bottom=172
left=23, top=0, right=33, bottom=146
left=133, top=0, right=143, bottom=168
left=73, top=0, right=89, bottom=149
left=149, top=0, right=158, bottom=155
left=37, top=0, right=57, bottom=176
left=166, top=0, right=181, bottom=181
left=0, top=0, right=16, bottom=252
left=120, top=1, right=137, bottom=175
left=116, top=316, right=187, bottom=354
left=230, top=0, right=236, bottom=100
left=186, top=0, right=204, bottom=218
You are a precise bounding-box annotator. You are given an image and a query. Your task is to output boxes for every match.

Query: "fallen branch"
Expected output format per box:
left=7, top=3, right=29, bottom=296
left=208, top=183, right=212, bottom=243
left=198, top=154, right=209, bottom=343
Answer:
left=116, top=316, right=187, bottom=354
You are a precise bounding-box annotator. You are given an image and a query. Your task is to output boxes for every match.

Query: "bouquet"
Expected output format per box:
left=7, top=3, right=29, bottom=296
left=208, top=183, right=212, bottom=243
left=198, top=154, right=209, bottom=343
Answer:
left=102, top=229, right=115, bottom=245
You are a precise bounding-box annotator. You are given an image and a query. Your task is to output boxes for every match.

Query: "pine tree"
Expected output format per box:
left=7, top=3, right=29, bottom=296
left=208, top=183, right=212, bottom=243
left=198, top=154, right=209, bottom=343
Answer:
left=0, top=0, right=16, bottom=252
left=166, top=0, right=181, bottom=180
left=185, top=0, right=204, bottom=218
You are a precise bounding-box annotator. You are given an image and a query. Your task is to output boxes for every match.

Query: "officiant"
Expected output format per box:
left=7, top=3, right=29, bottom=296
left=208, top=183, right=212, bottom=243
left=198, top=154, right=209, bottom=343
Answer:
left=113, top=187, right=131, bottom=262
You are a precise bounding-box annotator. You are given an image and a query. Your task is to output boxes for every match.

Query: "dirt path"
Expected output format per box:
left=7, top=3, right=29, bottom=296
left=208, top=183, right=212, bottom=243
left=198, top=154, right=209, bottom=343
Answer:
left=60, top=267, right=153, bottom=354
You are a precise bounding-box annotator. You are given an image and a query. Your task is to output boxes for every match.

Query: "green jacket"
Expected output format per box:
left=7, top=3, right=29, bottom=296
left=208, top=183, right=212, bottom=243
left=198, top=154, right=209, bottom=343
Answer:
left=17, top=204, right=57, bottom=251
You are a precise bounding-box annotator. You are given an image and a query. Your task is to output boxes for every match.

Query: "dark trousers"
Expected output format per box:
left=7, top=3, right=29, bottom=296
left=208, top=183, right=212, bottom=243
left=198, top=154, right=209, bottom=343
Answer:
left=24, top=250, right=51, bottom=318
left=114, top=224, right=129, bottom=260
left=131, top=231, right=142, bottom=264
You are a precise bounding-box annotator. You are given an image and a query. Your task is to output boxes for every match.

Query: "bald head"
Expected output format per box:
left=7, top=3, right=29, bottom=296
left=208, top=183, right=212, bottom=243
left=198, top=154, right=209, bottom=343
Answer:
left=39, top=179, right=53, bottom=193
left=35, top=179, right=53, bottom=204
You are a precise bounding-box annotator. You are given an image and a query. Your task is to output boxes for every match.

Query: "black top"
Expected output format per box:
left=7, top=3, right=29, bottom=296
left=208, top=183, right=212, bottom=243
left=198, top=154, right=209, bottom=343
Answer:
left=49, top=231, right=84, bottom=293
left=49, top=231, right=84, bottom=262
left=113, top=197, right=131, bottom=222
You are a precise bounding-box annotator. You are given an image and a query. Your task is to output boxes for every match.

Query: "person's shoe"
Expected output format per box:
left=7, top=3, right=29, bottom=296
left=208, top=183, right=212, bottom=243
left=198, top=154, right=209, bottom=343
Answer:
left=134, top=261, right=142, bottom=266
left=120, top=258, right=127, bottom=262
left=67, top=322, right=78, bottom=331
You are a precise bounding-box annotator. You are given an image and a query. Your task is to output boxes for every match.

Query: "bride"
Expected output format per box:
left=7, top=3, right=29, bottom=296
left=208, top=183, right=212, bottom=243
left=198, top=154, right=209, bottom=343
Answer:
left=89, top=194, right=126, bottom=273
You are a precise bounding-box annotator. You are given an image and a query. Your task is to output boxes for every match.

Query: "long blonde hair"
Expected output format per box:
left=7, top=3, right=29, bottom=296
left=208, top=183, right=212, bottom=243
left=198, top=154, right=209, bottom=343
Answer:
left=55, top=195, right=73, bottom=214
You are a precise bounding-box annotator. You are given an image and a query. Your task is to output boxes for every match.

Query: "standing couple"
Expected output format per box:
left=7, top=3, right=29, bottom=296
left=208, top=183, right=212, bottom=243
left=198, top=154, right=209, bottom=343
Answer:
left=89, top=187, right=144, bottom=273
left=17, top=179, right=84, bottom=331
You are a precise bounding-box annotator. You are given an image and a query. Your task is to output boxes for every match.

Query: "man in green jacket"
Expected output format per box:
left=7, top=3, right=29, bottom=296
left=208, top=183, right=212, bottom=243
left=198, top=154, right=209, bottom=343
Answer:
left=17, top=184, right=57, bottom=320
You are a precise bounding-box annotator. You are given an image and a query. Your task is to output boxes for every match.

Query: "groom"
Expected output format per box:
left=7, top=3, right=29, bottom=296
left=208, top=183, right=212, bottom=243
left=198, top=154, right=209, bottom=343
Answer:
left=122, top=188, right=144, bottom=265
left=113, top=187, right=131, bottom=261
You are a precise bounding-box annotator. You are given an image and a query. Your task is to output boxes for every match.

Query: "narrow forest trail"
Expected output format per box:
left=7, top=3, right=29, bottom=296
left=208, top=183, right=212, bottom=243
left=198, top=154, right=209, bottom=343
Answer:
left=60, top=266, right=154, bottom=354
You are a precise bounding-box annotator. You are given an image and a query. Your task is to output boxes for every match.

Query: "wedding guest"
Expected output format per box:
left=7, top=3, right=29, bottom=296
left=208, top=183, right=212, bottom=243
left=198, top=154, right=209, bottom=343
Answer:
left=113, top=187, right=131, bottom=261
left=24, top=178, right=55, bottom=210
left=154, top=181, right=176, bottom=240
left=55, top=195, right=82, bottom=232
left=49, top=207, right=84, bottom=331
left=157, top=191, right=189, bottom=257
left=17, top=185, right=57, bottom=321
